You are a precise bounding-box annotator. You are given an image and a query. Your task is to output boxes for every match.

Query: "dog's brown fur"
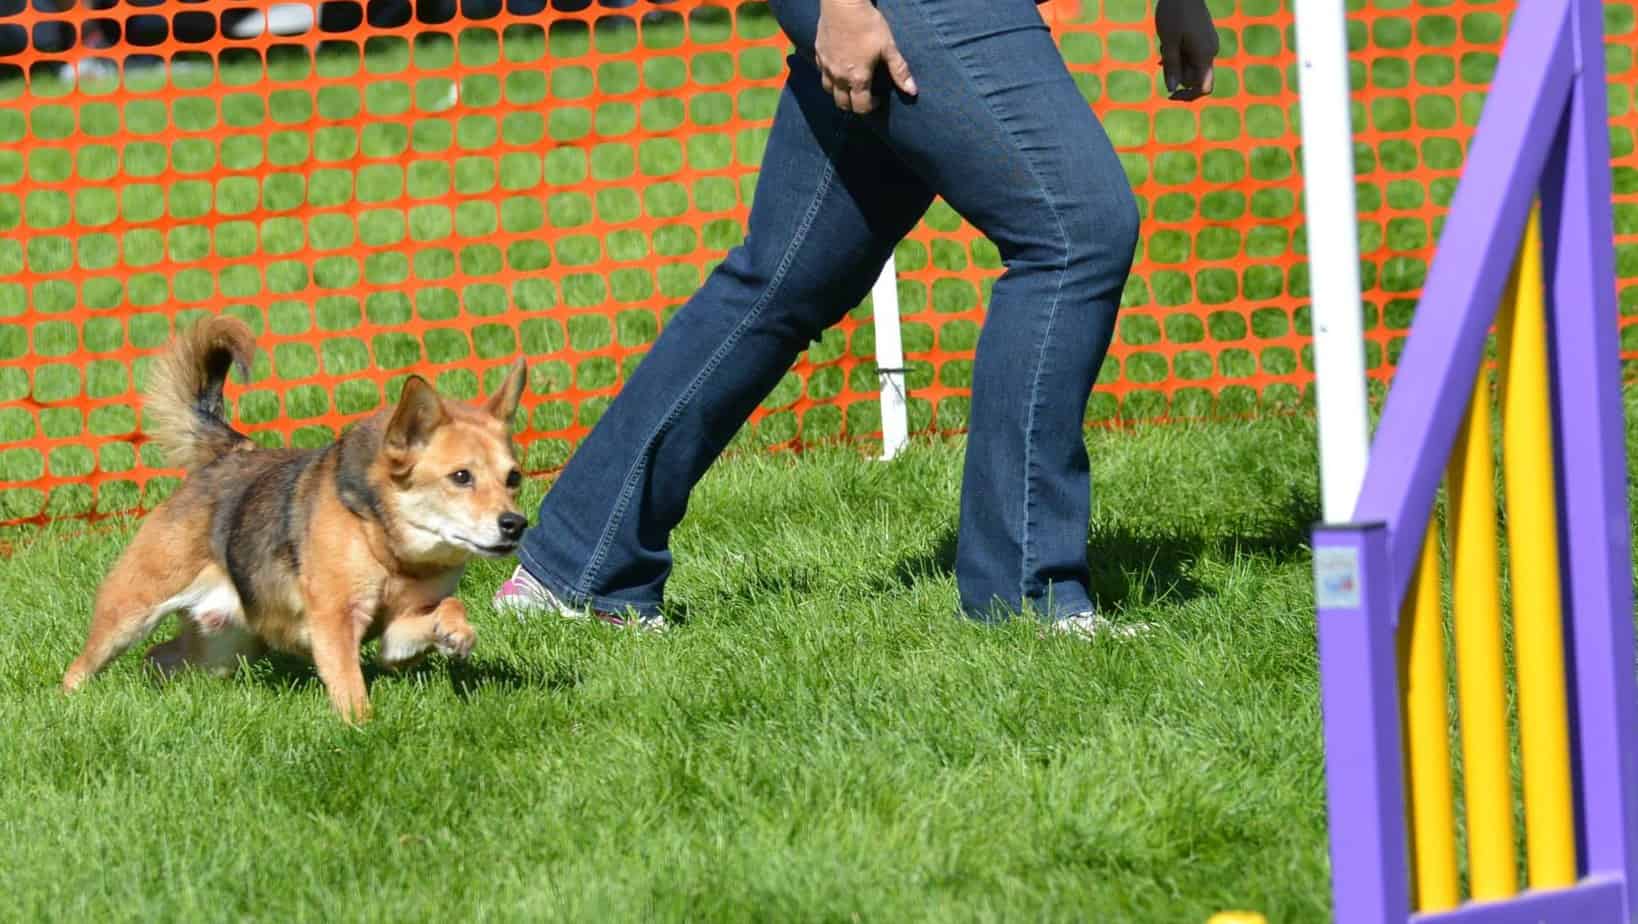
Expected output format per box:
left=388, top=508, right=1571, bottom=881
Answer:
left=62, top=315, right=530, bottom=722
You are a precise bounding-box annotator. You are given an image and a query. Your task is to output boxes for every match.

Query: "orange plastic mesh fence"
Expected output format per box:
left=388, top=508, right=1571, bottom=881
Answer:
left=1, top=0, right=1636, bottom=529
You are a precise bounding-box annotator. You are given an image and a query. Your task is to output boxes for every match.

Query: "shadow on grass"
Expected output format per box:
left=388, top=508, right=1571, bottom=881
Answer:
left=242, top=651, right=580, bottom=701
left=890, top=492, right=1319, bottom=610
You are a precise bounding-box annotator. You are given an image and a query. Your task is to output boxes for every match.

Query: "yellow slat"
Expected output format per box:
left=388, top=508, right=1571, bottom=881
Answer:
left=1447, top=370, right=1518, bottom=900
left=1401, top=520, right=1460, bottom=911
left=1496, top=207, right=1578, bottom=888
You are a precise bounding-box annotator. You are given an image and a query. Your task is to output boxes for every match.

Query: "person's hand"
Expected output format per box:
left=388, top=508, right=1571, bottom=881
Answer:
left=1156, top=0, right=1219, bottom=101
left=815, top=0, right=917, bottom=114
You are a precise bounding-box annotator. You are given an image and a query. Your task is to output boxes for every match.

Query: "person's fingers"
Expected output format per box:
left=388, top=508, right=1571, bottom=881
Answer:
left=1168, top=75, right=1210, bottom=101
left=1180, top=31, right=1215, bottom=89
left=1158, top=39, right=1182, bottom=94
left=850, top=84, right=875, bottom=114
left=833, top=83, right=854, bottom=112
left=883, top=42, right=917, bottom=96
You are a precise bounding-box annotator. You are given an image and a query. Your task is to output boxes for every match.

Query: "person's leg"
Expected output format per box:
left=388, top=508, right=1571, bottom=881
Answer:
left=780, top=0, right=1141, bottom=621
left=506, top=54, right=935, bottom=619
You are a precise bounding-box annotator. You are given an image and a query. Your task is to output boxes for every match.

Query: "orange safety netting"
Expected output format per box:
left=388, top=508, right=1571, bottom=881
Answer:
left=1, top=0, right=1636, bottom=530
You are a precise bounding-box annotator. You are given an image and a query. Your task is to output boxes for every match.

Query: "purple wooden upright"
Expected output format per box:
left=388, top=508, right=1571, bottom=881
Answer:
left=1312, top=0, right=1638, bottom=919
left=1314, top=523, right=1409, bottom=924
left=1539, top=0, right=1638, bottom=913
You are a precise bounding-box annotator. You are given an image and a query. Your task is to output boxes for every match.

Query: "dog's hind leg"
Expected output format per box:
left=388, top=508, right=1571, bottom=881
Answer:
left=182, top=622, right=265, bottom=678
left=146, top=611, right=264, bottom=683
left=168, top=571, right=256, bottom=679
left=62, top=542, right=209, bottom=693
left=143, top=620, right=194, bottom=681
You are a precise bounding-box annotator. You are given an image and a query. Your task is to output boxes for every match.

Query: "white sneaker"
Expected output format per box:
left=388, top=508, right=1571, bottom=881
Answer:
left=1046, top=612, right=1152, bottom=640
left=492, top=565, right=668, bottom=632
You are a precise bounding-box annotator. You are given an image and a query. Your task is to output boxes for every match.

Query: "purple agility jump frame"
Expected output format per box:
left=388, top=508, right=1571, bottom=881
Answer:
left=1312, top=0, right=1638, bottom=919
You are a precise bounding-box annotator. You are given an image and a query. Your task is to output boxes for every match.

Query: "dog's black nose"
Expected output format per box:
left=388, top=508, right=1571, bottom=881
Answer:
left=498, top=513, right=527, bottom=540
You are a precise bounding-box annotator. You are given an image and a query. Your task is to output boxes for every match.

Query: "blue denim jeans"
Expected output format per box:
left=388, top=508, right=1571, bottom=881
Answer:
left=518, top=0, right=1139, bottom=622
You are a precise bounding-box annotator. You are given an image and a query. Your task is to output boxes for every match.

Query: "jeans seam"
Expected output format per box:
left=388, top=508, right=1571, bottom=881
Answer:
left=575, top=137, right=844, bottom=594
left=899, top=0, right=1072, bottom=606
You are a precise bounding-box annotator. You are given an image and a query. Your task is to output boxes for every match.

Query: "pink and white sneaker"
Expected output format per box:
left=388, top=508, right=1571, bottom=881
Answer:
left=492, top=565, right=668, bottom=632
left=1045, top=612, right=1152, bottom=640
left=492, top=565, right=575, bottom=620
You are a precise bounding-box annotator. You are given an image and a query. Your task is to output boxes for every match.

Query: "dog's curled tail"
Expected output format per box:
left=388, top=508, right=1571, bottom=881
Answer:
left=146, top=316, right=257, bottom=471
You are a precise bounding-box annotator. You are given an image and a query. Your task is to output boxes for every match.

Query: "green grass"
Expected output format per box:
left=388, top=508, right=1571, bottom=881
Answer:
left=5, top=8, right=1637, bottom=908
left=4, top=416, right=1333, bottom=922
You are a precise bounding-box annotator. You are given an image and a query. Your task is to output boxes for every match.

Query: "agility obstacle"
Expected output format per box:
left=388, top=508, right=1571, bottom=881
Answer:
left=1310, top=0, right=1638, bottom=919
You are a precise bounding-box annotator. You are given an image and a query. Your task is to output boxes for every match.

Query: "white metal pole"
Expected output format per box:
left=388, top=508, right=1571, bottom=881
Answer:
left=870, top=259, right=910, bottom=460
left=1293, top=0, right=1373, bottom=523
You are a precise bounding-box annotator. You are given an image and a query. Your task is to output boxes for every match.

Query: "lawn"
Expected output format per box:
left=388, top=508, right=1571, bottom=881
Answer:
left=4, top=415, right=1336, bottom=922
left=8, top=4, right=1637, bottom=920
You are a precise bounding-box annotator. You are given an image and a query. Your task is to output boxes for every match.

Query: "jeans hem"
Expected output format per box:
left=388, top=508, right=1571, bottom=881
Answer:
left=517, top=543, right=665, bottom=620
left=959, top=587, right=1095, bottom=625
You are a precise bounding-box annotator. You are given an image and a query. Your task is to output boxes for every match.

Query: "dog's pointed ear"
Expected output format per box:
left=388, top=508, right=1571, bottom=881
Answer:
left=384, top=376, right=447, bottom=463
left=481, top=358, right=527, bottom=425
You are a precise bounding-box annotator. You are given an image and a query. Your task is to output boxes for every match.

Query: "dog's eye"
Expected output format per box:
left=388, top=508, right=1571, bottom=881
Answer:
left=506, top=469, right=522, bottom=490
left=449, top=469, right=473, bottom=487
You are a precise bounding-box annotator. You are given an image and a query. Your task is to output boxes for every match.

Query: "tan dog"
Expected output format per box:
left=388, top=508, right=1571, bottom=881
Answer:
left=62, top=315, right=530, bottom=722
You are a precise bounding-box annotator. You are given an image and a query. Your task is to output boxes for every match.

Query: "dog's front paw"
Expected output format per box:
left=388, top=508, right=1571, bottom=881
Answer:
left=434, top=620, right=476, bottom=659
